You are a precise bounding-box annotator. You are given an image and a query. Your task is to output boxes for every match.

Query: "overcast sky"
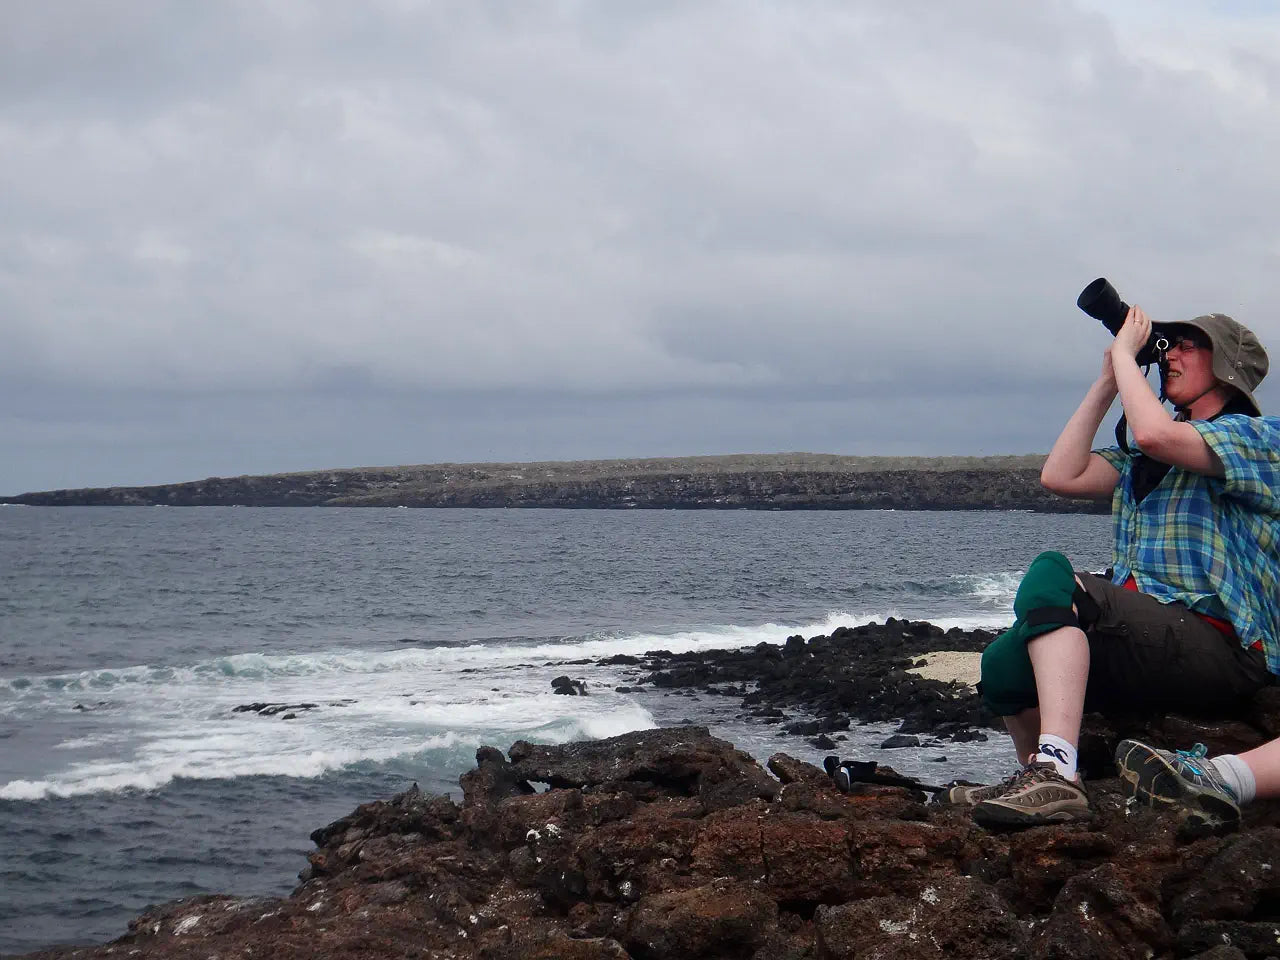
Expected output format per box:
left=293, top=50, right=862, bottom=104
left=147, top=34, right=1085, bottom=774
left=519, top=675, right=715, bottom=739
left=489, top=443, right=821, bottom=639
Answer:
left=3, top=0, right=1279, bottom=494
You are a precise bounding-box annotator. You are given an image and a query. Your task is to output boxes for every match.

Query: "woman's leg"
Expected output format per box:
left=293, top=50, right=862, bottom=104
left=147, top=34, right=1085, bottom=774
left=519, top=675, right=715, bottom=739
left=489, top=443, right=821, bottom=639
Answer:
left=1004, top=707, right=1040, bottom=764
left=979, top=621, right=1089, bottom=777
left=979, top=628, right=1040, bottom=765
left=973, top=626, right=1093, bottom=825
left=1238, top=737, right=1280, bottom=800
left=1026, top=624, right=1090, bottom=751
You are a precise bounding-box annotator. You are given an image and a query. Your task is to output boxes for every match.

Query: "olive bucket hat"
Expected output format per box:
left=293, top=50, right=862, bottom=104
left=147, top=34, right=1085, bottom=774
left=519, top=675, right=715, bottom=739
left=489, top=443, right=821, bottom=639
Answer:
left=1171, top=313, right=1268, bottom=416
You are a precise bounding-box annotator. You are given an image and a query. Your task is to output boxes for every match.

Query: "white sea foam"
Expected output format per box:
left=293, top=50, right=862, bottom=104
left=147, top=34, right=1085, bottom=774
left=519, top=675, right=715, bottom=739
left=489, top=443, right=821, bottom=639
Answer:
left=963, top=571, right=1022, bottom=605
left=0, top=736, right=454, bottom=800
left=2, top=630, right=663, bottom=799
left=0, top=604, right=1018, bottom=801
left=52, top=734, right=124, bottom=751
left=538, top=703, right=658, bottom=743
left=0, top=701, right=658, bottom=800
left=0, top=618, right=833, bottom=694
left=0, top=606, right=1016, bottom=700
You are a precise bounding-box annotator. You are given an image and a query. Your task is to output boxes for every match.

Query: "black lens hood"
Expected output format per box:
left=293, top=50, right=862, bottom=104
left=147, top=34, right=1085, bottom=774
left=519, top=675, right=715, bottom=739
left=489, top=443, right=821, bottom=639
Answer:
left=1077, top=278, right=1130, bottom=335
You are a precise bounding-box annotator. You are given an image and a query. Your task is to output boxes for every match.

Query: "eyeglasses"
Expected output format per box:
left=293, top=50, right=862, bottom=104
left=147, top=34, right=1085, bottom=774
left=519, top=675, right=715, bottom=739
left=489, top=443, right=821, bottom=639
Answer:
left=1166, top=335, right=1210, bottom=354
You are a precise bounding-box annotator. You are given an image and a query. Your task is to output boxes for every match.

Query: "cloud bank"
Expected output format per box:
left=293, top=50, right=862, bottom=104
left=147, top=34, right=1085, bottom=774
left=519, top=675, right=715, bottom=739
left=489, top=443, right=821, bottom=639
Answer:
left=2, top=0, right=1278, bottom=491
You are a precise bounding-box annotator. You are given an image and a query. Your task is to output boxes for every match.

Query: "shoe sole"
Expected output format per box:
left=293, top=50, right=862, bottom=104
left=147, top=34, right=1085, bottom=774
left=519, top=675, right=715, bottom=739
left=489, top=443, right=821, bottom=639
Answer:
left=972, top=802, right=1092, bottom=828
left=1114, top=739, right=1240, bottom=830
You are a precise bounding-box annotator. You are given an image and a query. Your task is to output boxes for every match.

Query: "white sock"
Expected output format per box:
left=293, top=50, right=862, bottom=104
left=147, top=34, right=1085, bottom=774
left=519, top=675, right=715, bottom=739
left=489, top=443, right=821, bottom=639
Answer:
left=1209, top=754, right=1257, bottom=804
left=1035, top=734, right=1078, bottom=780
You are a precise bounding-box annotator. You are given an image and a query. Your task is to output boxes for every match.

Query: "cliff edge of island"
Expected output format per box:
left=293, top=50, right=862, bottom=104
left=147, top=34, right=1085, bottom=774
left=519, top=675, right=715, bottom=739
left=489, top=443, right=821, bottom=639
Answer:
left=0, top=452, right=1106, bottom=513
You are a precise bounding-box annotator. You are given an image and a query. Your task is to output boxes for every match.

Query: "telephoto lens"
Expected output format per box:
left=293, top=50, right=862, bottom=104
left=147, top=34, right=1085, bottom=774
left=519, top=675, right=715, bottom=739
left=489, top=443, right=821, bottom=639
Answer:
left=1076, top=278, right=1165, bottom=365
left=1077, top=278, right=1130, bottom=336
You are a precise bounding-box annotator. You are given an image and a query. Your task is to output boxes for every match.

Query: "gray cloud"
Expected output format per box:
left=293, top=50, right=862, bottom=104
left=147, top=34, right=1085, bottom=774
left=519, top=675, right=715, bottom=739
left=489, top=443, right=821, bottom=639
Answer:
left=2, top=0, right=1279, bottom=492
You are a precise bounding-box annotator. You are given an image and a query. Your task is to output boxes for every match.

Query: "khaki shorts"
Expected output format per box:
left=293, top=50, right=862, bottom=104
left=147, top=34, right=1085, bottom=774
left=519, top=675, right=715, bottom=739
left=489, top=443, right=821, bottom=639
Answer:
left=1076, top=572, right=1273, bottom=713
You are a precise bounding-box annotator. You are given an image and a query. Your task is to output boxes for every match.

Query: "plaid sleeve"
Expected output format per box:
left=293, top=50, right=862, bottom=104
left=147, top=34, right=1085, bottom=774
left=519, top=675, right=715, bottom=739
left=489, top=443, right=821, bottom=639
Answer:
left=1092, top=446, right=1127, bottom=471
left=1192, top=415, right=1280, bottom=512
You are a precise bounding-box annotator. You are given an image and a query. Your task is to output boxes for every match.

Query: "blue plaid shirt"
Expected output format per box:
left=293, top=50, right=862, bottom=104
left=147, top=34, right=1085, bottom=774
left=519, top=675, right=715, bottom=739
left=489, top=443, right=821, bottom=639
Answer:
left=1095, top=414, right=1280, bottom=675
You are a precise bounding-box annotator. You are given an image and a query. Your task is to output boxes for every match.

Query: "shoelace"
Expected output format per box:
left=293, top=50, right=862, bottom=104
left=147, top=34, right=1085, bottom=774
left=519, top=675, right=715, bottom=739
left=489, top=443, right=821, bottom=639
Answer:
left=1173, top=742, right=1210, bottom=775
left=951, top=769, right=1020, bottom=802
left=985, top=766, right=1038, bottom=792
left=994, top=770, right=1023, bottom=789
left=1006, top=761, right=1060, bottom=788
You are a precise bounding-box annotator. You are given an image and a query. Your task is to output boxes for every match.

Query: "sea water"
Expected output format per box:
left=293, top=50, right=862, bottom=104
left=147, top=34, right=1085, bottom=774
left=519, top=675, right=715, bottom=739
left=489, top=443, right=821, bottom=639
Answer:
left=0, top=506, right=1111, bottom=953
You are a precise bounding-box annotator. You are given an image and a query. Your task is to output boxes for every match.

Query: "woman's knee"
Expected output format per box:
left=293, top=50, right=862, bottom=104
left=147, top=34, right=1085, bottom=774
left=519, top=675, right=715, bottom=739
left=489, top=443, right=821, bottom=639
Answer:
left=980, top=627, right=1038, bottom=716
left=1014, top=551, right=1082, bottom=631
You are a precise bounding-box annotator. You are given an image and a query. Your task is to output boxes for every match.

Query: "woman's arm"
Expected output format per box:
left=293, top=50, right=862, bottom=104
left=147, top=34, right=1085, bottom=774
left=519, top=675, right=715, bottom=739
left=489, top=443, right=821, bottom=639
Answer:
left=1040, top=354, right=1122, bottom=499
left=1110, top=307, right=1225, bottom=477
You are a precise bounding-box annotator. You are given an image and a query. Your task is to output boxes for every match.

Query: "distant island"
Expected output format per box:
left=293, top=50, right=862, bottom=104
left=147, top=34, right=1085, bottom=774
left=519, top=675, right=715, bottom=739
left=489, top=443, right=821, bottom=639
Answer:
left=0, top=453, right=1108, bottom=512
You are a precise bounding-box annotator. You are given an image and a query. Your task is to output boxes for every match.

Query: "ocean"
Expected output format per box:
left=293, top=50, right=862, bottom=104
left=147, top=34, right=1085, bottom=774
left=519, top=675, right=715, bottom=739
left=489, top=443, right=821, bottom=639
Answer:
left=0, top=506, right=1112, bottom=955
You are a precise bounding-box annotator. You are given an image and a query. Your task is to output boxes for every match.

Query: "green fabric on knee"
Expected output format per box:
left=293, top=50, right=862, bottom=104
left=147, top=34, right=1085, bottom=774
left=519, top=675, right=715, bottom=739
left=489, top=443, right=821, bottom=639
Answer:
left=977, top=552, right=1079, bottom=717
left=1013, top=551, right=1079, bottom=639
left=979, top=623, right=1039, bottom=716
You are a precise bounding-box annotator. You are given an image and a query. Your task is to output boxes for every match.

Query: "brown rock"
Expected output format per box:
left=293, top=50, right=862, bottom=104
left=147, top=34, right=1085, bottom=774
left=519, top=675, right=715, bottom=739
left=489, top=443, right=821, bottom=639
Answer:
left=506, top=726, right=779, bottom=809
left=573, top=797, right=703, bottom=902
left=1186, top=947, right=1248, bottom=960
left=1024, top=862, right=1171, bottom=959
left=767, top=752, right=830, bottom=784
left=460, top=745, right=536, bottom=807
left=1003, top=827, right=1119, bottom=912
left=758, top=816, right=857, bottom=902
left=814, top=875, right=1023, bottom=959
left=777, top=779, right=929, bottom=822
left=1171, top=829, right=1280, bottom=924
left=22, top=725, right=1280, bottom=960
left=844, top=819, right=975, bottom=898
left=689, top=810, right=766, bottom=882
left=507, top=934, right=632, bottom=959
left=624, top=881, right=778, bottom=958
left=1248, top=686, right=1280, bottom=737
left=1177, top=919, right=1280, bottom=957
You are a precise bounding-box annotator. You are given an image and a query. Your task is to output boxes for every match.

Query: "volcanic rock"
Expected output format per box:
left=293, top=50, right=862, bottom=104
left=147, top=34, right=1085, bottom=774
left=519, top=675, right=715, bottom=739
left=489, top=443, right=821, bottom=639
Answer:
left=232, top=702, right=320, bottom=717
left=551, top=675, right=588, bottom=696
left=21, top=725, right=1280, bottom=960
left=632, top=618, right=1000, bottom=739
left=627, top=619, right=1280, bottom=760
left=881, top=734, right=921, bottom=749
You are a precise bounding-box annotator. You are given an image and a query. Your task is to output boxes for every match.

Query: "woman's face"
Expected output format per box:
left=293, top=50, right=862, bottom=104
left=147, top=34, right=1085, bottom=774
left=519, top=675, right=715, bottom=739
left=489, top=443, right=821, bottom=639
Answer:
left=1161, top=329, right=1218, bottom=407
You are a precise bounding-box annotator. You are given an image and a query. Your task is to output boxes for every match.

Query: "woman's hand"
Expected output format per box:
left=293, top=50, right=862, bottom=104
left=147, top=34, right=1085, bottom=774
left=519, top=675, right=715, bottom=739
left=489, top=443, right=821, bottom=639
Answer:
left=1112, top=304, right=1153, bottom=360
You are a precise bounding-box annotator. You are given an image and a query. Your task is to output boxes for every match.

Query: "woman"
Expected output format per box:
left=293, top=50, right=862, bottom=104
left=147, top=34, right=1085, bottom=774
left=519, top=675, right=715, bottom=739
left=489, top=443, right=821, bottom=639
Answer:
left=953, top=306, right=1278, bottom=829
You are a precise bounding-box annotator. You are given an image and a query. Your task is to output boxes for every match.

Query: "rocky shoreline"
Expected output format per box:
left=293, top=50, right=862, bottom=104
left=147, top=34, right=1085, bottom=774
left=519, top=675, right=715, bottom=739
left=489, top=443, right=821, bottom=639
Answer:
left=0, top=453, right=1106, bottom=512
left=20, top=724, right=1280, bottom=960
left=619, top=618, right=998, bottom=743
left=18, top=617, right=1280, bottom=959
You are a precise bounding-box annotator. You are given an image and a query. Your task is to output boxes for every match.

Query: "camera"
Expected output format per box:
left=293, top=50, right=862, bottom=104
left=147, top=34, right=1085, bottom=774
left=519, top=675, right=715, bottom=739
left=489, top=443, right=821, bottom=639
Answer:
left=1076, top=278, right=1168, bottom=366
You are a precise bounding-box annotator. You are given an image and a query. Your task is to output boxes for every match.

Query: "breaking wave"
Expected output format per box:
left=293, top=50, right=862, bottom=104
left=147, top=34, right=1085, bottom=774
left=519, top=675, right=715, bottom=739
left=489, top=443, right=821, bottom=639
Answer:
left=0, top=602, right=1014, bottom=699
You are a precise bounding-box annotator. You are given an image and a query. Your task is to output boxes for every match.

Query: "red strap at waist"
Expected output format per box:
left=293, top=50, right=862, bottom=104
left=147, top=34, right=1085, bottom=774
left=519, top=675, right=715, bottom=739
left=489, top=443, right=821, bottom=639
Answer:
left=1120, top=574, right=1260, bottom=648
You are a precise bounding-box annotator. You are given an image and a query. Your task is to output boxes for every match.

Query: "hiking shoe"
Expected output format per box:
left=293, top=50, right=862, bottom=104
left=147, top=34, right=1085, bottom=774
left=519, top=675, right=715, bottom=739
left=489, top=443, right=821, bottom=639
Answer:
left=940, top=775, right=1017, bottom=806
left=972, top=762, right=1092, bottom=827
left=1114, top=739, right=1241, bottom=831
